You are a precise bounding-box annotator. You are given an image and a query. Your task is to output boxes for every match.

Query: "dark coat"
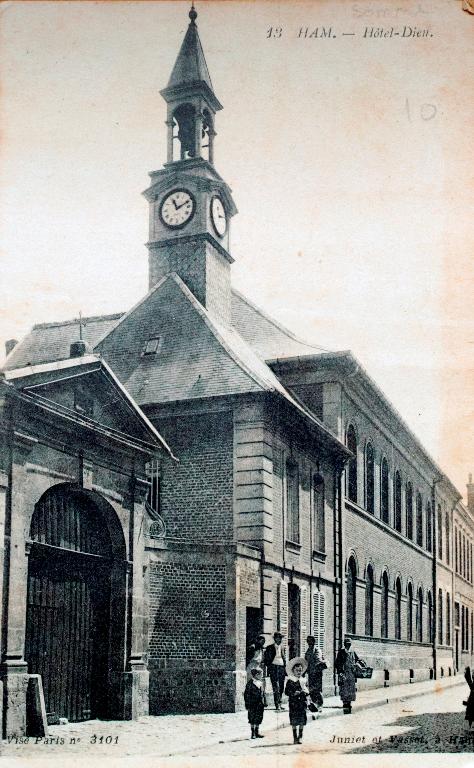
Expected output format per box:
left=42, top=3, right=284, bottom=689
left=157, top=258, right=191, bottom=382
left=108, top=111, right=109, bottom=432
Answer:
left=305, top=648, right=327, bottom=693
left=284, top=678, right=307, bottom=726
left=264, top=643, right=286, bottom=673
left=465, top=668, right=474, bottom=726
left=244, top=680, right=265, bottom=725
left=335, top=647, right=362, bottom=703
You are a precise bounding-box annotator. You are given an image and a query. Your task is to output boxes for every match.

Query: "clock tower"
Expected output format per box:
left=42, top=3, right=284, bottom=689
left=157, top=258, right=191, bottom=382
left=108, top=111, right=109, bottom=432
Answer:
left=143, top=5, right=237, bottom=326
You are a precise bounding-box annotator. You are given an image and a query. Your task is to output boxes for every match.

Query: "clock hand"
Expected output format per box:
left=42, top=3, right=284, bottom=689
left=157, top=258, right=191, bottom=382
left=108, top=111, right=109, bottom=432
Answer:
left=175, top=200, right=191, bottom=210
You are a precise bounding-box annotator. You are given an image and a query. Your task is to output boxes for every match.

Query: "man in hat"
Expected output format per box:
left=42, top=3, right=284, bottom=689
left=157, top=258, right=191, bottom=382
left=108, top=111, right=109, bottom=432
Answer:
left=264, top=632, right=287, bottom=711
left=335, top=637, right=365, bottom=714
left=305, top=635, right=328, bottom=713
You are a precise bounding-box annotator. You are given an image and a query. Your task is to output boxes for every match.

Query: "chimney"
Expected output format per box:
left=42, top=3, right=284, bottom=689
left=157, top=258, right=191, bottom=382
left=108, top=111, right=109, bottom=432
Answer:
left=468, top=473, right=474, bottom=516
left=5, top=339, right=18, bottom=356
left=70, top=340, right=89, bottom=358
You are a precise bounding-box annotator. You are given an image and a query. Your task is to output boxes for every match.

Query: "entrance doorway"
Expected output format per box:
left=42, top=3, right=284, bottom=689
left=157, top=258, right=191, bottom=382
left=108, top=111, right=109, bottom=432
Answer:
left=25, top=485, right=120, bottom=723
left=245, top=607, right=262, bottom=665
left=288, top=584, right=300, bottom=659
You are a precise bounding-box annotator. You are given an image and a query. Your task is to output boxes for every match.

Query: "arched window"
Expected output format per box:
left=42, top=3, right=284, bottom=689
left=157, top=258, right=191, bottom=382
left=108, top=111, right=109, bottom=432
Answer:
left=407, top=582, right=413, bottom=641
left=438, top=589, right=443, bottom=645
left=346, top=556, right=357, bottom=634
left=394, top=471, right=402, bottom=533
left=416, top=492, right=423, bottom=547
left=365, top=565, right=374, bottom=637
left=427, top=591, right=433, bottom=643
left=446, top=592, right=451, bottom=646
left=381, top=458, right=389, bottom=524
left=406, top=483, right=413, bottom=540
left=346, top=425, right=358, bottom=503
left=366, top=443, right=375, bottom=515
left=313, top=474, right=325, bottom=553
left=445, top=513, right=450, bottom=565
left=437, top=505, right=443, bottom=560
left=172, top=104, right=197, bottom=160
left=395, top=578, right=402, bottom=640
left=381, top=571, right=389, bottom=639
left=416, top=587, right=423, bottom=642
left=201, top=108, right=214, bottom=163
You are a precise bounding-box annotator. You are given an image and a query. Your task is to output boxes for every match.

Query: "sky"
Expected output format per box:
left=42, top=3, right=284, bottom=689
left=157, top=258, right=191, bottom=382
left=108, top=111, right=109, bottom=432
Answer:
left=1, top=0, right=473, bottom=498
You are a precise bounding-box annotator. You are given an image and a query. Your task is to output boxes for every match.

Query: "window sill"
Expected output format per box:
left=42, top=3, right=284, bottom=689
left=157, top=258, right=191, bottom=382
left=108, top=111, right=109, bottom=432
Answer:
left=285, top=540, right=302, bottom=553
left=312, top=549, right=327, bottom=563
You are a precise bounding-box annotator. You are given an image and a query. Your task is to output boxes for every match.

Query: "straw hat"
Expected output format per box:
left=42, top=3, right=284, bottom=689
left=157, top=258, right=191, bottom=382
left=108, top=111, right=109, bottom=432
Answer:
left=286, top=656, right=308, bottom=676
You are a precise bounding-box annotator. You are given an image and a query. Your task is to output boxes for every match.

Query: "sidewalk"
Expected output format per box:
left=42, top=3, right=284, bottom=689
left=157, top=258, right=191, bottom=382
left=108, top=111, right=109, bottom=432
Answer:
left=2, top=674, right=463, bottom=760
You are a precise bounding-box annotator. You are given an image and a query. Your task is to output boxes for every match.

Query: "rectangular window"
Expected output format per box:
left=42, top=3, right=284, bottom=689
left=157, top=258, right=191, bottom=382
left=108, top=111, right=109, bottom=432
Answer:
left=313, top=475, right=325, bottom=553
left=278, top=580, right=288, bottom=635
left=286, top=460, right=300, bottom=544
left=312, top=591, right=325, bottom=652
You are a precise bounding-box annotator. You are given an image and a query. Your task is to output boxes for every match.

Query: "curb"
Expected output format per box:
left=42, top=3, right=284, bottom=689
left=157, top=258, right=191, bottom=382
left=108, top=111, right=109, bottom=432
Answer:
left=157, top=677, right=465, bottom=757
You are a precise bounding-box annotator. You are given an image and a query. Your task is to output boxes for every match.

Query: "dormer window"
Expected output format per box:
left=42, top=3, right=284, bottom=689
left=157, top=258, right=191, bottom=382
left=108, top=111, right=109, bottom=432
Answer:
left=143, top=336, right=162, bottom=356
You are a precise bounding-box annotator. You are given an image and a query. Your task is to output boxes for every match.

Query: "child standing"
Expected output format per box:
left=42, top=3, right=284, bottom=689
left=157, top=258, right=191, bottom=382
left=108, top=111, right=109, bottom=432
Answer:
left=284, top=657, right=310, bottom=744
left=244, top=667, right=266, bottom=739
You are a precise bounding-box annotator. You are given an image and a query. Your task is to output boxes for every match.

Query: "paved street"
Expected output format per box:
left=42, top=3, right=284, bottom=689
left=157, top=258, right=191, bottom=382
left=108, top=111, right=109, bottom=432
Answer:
left=191, top=681, right=472, bottom=757
left=2, top=678, right=472, bottom=765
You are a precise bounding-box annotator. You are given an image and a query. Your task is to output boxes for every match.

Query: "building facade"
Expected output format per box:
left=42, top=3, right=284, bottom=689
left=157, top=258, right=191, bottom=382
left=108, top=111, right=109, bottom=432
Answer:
left=1, top=6, right=472, bottom=729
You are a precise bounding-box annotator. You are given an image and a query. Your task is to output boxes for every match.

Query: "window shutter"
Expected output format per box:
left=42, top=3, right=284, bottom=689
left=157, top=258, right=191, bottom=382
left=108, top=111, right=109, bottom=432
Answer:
left=312, top=591, right=325, bottom=652
left=279, top=580, right=288, bottom=634
left=300, top=586, right=308, bottom=653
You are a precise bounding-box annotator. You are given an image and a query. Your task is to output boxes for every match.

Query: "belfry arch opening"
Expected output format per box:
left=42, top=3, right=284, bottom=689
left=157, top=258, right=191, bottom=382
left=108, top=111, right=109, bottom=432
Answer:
left=25, top=484, right=127, bottom=723
left=172, top=104, right=197, bottom=160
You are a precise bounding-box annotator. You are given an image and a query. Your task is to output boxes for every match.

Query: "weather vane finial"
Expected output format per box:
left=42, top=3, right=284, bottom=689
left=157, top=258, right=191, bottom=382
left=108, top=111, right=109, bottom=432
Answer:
left=189, top=1, right=197, bottom=23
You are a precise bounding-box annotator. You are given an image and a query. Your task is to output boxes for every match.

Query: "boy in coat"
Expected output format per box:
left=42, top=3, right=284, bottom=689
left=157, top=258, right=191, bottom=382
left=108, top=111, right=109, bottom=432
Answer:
left=244, top=667, right=266, bottom=739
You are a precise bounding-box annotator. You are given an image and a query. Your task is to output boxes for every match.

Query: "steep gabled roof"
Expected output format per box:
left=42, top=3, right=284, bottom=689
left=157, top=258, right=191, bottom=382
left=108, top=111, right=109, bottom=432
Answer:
left=167, top=13, right=213, bottom=92
left=3, top=289, right=324, bottom=374
left=91, top=274, right=347, bottom=454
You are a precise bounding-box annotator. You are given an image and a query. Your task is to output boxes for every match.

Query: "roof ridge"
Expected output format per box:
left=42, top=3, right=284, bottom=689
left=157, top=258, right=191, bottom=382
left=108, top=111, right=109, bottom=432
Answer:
left=231, top=288, right=331, bottom=354
left=33, top=312, right=124, bottom=330
left=167, top=274, right=275, bottom=393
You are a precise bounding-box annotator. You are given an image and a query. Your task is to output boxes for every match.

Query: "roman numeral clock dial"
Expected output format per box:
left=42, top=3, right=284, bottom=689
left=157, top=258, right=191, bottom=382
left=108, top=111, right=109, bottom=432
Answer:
left=160, top=189, right=196, bottom=229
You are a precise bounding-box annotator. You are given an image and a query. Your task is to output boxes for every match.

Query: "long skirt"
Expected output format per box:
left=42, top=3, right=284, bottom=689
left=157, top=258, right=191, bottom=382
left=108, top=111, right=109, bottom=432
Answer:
left=338, top=671, right=357, bottom=703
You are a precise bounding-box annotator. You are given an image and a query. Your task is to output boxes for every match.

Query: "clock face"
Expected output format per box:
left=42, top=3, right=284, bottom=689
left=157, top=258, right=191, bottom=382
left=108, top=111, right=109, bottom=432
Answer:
left=211, top=196, right=227, bottom=237
left=160, top=189, right=195, bottom=229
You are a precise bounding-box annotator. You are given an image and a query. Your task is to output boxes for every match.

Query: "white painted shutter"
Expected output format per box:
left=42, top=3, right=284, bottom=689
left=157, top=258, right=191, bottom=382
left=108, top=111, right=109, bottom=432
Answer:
left=312, top=591, right=325, bottom=652
left=300, top=586, right=308, bottom=656
left=279, top=580, right=288, bottom=635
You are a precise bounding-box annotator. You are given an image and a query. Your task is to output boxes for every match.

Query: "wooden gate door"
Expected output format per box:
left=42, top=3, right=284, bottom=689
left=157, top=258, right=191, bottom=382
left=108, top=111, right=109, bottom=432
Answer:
left=25, top=486, right=113, bottom=723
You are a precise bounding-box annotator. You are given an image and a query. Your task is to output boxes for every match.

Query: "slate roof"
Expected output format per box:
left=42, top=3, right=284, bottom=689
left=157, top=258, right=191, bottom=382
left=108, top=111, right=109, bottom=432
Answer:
left=2, top=276, right=344, bottom=452
left=231, top=289, right=327, bottom=361
left=4, top=291, right=322, bottom=372
left=167, top=14, right=214, bottom=92
left=3, top=313, right=123, bottom=372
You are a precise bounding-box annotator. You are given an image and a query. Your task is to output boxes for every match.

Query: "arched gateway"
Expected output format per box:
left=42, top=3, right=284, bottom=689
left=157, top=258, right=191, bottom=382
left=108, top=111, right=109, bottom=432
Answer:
left=25, top=484, right=126, bottom=723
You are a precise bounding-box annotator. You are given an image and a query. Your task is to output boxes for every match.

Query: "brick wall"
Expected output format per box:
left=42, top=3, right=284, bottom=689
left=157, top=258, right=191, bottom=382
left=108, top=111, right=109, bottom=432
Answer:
left=148, top=238, right=231, bottom=325
left=146, top=544, right=238, bottom=714
left=148, top=561, right=226, bottom=660
left=155, top=411, right=234, bottom=542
